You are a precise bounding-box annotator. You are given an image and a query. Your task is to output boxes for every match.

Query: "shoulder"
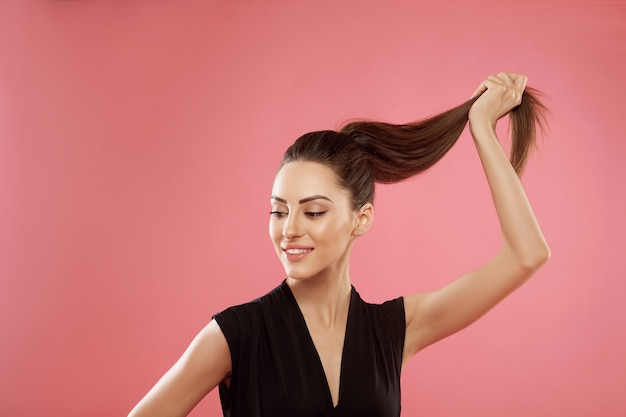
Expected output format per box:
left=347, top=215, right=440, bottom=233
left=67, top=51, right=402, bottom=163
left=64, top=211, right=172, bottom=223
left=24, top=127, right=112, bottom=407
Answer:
left=352, top=290, right=406, bottom=362
left=353, top=289, right=406, bottom=333
left=357, top=289, right=405, bottom=318
left=215, top=281, right=285, bottom=315
left=212, top=282, right=286, bottom=340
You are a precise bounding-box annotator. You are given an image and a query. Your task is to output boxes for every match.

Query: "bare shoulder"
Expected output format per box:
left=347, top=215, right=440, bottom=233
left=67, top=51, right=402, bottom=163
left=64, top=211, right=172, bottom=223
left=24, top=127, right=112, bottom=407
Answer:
left=128, top=319, right=231, bottom=417
left=175, top=319, right=232, bottom=392
left=195, top=319, right=231, bottom=358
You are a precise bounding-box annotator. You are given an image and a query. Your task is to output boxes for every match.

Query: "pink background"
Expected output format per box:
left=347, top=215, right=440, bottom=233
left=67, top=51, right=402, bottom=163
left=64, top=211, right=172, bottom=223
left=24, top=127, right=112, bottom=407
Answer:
left=1, top=1, right=625, bottom=416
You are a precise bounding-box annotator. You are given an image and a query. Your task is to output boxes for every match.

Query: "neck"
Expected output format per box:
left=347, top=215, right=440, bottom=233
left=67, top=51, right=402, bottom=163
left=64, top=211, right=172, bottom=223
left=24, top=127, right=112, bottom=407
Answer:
left=286, top=272, right=352, bottom=328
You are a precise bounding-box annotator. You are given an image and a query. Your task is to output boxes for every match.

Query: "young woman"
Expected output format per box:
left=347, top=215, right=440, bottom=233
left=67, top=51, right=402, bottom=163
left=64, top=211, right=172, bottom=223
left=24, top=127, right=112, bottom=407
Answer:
left=129, top=72, right=550, bottom=417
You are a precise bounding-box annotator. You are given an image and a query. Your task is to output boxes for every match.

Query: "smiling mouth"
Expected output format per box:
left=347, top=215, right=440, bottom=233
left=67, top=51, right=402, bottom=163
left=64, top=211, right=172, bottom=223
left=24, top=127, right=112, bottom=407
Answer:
left=285, top=248, right=313, bottom=255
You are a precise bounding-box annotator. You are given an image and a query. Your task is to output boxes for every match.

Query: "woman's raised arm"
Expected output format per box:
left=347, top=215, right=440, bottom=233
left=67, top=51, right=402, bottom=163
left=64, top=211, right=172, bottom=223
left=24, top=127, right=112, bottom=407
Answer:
left=402, top=73, right=550, bottom=364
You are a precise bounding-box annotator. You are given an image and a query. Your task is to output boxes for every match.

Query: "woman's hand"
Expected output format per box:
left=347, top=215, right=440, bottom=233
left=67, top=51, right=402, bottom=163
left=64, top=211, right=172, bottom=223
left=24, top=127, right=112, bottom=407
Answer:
left=468, top=72, right=527, bottom=131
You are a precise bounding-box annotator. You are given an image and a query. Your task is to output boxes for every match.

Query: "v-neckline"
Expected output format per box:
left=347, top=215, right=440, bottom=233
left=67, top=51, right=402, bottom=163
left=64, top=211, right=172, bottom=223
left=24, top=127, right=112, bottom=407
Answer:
left=282, top=281, right=354, bottom=410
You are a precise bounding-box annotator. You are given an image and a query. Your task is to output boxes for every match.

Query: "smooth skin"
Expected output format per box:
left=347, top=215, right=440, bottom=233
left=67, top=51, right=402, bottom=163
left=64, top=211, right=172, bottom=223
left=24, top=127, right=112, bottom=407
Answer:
left=128, top=72, right=549, bottom=416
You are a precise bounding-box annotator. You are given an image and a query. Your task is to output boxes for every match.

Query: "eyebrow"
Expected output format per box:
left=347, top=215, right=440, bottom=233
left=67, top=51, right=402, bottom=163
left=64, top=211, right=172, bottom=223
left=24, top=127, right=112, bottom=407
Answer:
left=271, top=194, right=334, bottom=205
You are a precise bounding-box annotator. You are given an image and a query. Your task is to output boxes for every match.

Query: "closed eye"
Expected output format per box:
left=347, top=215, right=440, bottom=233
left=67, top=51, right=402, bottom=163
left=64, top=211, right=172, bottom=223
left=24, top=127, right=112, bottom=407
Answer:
left=305, top=211, right=327, bottom=218
left=269, top=211, right=288, bottom=218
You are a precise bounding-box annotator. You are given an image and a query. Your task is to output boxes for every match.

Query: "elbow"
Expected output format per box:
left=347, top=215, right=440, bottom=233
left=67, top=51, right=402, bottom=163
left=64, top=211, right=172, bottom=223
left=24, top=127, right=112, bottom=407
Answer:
left=504, top=236, right=550, bottom=272
left=520, top=242, right=551, bottom=272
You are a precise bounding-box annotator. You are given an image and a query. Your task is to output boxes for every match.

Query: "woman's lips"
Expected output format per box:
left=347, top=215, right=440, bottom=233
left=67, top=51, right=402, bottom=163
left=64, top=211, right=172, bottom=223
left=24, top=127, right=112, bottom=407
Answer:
left=283, top=247, right=313, bottom=261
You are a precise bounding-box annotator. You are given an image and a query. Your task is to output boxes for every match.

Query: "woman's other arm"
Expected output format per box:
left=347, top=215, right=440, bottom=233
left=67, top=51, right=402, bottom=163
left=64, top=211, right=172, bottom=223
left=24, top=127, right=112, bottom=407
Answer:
left=128, top=319, right=231, bottom=417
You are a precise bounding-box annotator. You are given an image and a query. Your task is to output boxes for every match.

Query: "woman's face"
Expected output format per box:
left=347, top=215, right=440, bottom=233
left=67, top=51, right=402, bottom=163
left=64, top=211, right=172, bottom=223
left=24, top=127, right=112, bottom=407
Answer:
left=269, top=161, right=367, bottom=281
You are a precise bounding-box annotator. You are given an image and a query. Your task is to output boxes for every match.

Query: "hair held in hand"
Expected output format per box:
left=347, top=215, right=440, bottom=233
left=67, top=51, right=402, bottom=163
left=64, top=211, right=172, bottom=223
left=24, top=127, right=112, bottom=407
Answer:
left=282, top=88, right=548, bottom=208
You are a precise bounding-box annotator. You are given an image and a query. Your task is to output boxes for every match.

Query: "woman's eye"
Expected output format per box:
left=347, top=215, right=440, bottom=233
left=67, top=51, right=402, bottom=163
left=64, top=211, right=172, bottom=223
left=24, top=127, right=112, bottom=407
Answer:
left=305, top=211, right=327, bottom=218
left=269, top=211, right=287, bottom=218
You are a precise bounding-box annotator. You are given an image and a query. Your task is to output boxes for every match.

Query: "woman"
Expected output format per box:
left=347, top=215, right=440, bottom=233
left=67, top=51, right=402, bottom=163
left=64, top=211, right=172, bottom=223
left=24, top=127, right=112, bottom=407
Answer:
left=129, top=72, right=550, bottom=416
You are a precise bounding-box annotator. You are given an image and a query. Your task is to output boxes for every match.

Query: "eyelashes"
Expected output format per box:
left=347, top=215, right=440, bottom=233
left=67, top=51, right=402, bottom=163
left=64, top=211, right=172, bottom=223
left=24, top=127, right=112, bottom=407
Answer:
left=269, top=211, right=287, bottom=218
left=305, top=211, right=327, bottom=218
left=269, top=211, right=328, bottom=218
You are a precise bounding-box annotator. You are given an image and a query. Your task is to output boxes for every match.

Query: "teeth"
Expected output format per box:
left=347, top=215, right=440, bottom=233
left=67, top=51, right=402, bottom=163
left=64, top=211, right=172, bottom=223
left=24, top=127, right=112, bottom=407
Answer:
left=286, top=248, right=311, bottom=255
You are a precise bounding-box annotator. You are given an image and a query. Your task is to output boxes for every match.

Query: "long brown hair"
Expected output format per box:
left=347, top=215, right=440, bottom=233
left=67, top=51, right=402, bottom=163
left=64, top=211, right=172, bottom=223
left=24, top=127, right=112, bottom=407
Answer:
left=281, top=88, right=547, bottom=209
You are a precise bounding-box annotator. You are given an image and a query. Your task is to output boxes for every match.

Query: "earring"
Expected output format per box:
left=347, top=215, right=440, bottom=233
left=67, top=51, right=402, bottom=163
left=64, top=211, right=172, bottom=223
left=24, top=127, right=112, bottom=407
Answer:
left=357, top=231, right=363, bottom=236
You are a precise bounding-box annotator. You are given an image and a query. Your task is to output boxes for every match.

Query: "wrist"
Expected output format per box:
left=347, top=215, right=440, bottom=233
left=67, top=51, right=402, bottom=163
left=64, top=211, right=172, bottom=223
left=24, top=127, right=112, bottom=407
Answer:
left=468, top=117, right=497, bottom=140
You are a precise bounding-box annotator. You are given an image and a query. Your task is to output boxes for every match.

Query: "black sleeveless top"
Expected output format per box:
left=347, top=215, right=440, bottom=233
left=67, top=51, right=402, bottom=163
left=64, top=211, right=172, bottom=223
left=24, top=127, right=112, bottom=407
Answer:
left=213, top=281, right=405, bottom=417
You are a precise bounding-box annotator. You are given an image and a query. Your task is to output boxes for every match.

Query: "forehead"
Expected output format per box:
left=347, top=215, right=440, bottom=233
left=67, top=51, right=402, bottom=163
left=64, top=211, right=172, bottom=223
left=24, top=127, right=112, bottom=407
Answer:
left=272, top=161, right=347, bottom=202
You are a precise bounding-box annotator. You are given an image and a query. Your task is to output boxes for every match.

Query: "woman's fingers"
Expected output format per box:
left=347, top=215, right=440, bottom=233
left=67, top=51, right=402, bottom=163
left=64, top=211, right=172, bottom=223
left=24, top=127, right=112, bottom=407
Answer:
left=506, top=72, right=528, bottom=90
left=469, top=72, right=529, bottom=125
left=470, top=82, right=487, bottom=99
left=503, top=72, right=527, bottom=105
left=498, top=72, right=516, bottom=89
left=470, top=72, right=526, bottom=100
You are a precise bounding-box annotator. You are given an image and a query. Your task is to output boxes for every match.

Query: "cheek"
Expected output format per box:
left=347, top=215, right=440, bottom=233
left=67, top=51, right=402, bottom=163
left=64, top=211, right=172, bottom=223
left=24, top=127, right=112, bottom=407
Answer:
left=268, top=221, right=280, bottom=242
left=315, top=219, right=353, bottom=244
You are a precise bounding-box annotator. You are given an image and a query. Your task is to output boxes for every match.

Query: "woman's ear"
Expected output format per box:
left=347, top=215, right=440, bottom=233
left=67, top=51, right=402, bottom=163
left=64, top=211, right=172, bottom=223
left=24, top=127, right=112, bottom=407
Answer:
left=353, top=203, right=374, bottom=237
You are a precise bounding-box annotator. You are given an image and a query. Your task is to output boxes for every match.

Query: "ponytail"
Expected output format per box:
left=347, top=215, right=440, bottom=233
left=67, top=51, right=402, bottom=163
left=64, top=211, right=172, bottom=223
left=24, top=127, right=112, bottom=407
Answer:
left=340, top=87, right=547, bottom=179
left=281, top=88, right=547, bottom=209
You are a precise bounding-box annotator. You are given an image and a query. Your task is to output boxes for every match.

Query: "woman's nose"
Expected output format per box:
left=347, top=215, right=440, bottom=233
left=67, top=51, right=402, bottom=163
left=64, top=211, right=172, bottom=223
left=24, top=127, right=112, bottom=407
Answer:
left=283, top=214, right=303, bottom=238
